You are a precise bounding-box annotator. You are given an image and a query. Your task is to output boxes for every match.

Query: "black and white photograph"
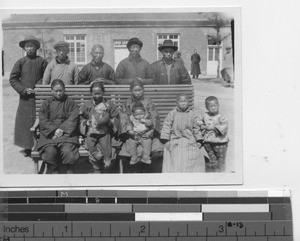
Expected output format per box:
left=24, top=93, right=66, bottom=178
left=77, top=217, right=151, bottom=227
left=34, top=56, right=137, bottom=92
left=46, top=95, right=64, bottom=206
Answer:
left=0, top=7, right=242, bottom=187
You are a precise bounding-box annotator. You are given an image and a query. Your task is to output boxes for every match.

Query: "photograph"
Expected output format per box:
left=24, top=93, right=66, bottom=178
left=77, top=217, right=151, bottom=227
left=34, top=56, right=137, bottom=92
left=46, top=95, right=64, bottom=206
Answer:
left=0, top=7, right=242, bottom=187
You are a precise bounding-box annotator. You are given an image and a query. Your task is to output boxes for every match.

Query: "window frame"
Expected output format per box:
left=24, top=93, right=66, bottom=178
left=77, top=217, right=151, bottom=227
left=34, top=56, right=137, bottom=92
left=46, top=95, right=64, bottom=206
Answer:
left=64, top=34, right=87, bottom=65
left=207, top=42, right=223, bottom=62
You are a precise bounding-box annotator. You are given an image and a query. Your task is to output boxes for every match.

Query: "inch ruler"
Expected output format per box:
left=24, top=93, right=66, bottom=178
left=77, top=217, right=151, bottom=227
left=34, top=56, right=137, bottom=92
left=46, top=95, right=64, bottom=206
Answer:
left=0, top=189, right=294, bottom=241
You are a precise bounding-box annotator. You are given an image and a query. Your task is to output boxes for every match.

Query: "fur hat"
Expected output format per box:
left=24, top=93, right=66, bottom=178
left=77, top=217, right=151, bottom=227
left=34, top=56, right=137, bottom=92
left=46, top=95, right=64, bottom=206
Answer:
left=132, top=101, right=146, bottom=112
left=158, top=39, right=178, bottom=52
left=19, top=36, right=41, bottom=49
left=130, top=78, right=144, bottom=91
left=127, top=37, right=143, bottom=49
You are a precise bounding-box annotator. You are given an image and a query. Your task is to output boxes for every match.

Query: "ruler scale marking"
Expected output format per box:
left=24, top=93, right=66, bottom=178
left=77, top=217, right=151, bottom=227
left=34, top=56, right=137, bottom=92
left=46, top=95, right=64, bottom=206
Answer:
left=0, top=190, right=293, bottom=240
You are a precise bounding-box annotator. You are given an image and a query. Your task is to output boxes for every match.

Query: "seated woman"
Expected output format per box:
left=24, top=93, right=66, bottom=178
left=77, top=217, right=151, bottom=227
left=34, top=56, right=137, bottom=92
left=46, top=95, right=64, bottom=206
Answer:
left=37, top=79, right=80, bottom=174
left=79, top=81, right=119, bottom=173
left=118, top=78, right=163, bottom=173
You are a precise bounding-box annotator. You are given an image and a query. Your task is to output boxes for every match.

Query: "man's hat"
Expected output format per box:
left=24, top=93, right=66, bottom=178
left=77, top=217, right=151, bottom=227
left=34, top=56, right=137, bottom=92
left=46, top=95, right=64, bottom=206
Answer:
left=126, top=38, right=143, bottom=49
left=19, top=36, right=41, bottom=49
left=158, top=39, right=178, bottom=52
left=54, top=41, right=70, bottom=50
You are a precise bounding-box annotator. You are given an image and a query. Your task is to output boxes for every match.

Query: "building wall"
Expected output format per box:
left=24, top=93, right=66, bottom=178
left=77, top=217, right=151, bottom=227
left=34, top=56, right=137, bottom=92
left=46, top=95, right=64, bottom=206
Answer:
left=3, top=25, right=232, bottom=76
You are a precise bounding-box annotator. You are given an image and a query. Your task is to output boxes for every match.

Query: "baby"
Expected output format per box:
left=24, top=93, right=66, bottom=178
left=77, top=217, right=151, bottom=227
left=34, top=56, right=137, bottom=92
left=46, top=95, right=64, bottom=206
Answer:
left=198, top=96, right=229, bottom=172
left=88, top=102, right=109, bottom=135
left=127, top=102, right=154, bottom=165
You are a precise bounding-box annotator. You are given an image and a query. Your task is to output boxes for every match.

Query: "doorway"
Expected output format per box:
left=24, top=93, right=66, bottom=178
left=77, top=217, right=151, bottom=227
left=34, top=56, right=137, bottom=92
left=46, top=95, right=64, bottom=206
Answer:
left=207, top=45, right=223, bottom=76
left=114, top=40, right=129, bottom=70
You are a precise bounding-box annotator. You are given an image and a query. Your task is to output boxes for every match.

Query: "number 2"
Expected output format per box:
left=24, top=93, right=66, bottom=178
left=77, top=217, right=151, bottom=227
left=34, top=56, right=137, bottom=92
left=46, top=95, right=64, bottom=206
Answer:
left=140, top=225, right=146, bottom=233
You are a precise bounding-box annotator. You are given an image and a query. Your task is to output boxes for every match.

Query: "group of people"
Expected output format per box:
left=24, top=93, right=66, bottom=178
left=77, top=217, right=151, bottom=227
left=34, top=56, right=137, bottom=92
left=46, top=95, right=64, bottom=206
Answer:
left=9, top=36, right=229, bottom=174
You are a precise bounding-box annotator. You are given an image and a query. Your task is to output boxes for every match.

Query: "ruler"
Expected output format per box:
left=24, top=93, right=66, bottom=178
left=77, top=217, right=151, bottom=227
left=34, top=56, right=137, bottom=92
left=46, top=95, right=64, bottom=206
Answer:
left=0, top=190, right=293, bottom=241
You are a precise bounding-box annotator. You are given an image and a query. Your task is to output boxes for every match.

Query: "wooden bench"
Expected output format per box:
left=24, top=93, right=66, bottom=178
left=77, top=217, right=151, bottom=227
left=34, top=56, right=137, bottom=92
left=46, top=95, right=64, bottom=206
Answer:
left=31, top=84, right=195, bottom=174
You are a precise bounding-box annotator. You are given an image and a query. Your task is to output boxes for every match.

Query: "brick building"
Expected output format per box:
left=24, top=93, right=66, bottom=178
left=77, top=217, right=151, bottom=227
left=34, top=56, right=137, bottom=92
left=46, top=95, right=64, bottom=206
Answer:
left=2, top=12, right=233, bottom=77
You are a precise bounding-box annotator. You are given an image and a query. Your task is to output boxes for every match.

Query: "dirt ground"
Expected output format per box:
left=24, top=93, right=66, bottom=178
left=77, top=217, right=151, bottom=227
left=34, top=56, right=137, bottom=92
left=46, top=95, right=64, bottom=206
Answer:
left=2, top=78, right=235, bottom=174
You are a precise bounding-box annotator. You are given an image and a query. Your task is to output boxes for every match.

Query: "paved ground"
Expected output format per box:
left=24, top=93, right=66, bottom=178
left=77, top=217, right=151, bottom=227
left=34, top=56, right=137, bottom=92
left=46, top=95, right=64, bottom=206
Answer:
left=2, top=77, right=235, bottom=174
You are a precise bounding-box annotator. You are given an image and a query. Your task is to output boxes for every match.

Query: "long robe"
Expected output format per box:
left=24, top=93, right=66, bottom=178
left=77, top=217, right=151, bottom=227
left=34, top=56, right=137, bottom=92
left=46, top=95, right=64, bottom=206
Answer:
left=9, top=55, right=47, bottom=149
left=37, top=95, right=80, bottom=152
left=190, top=53, right=201, bottom=75
left=160, top=107, right=204, bottom=173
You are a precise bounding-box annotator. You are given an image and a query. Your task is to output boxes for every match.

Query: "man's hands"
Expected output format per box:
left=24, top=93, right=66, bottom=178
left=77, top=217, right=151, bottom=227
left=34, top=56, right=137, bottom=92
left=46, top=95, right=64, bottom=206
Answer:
left=26, top=88, right=35, bottom=95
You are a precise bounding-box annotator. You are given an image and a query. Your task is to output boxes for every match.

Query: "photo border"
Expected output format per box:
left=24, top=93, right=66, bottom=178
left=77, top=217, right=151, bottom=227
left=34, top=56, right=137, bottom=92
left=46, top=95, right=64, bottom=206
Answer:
left=0, top=6, right=242, bottom=188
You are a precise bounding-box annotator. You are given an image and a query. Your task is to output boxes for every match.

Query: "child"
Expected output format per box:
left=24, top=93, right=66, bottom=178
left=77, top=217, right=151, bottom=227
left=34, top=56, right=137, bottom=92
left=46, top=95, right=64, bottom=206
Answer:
left=198, top=96, right=229, bottom=172
left=160, top=94, right=203, bottom=173
left=126, top=102, right=154, bottom=165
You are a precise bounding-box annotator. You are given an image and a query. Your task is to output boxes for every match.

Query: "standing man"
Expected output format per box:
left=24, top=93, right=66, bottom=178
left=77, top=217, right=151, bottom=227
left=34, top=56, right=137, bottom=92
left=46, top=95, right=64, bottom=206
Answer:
left=115, top=37, right=154, bottom=85
left=149, top=39, right=191, bottom=85
left=221, top=47, right=234, bottom=87
left=78, top=44, right=115, bottom=85
left=43, top=41, right=79, bottom=85
left=190, top=49, right=201, bottom=79
left=9, top=36, right=48, bottom=157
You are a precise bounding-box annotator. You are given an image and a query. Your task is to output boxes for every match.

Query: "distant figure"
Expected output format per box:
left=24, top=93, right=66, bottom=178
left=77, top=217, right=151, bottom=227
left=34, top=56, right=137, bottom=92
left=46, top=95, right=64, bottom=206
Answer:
left=9, top=36, right=48, bottom=157
left=190, top=49, right=201, bottom=79
left=43, top=41, right=79, bottom=85
left=78, top=44, right=115, bottom=85
left=174, top=51, right=185, bottom=66
left=221, top=47, right=234, bottom=87
left=149, top=40, right=191, bottom=85
left=115, top=37, right=154, bottom=85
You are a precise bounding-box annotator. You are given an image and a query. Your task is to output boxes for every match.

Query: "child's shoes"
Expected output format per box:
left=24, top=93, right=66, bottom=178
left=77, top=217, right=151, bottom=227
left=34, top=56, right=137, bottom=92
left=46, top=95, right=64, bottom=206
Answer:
left=141, top=156, right=151, bottom=164
left=130, top=156, right=139, bottom=165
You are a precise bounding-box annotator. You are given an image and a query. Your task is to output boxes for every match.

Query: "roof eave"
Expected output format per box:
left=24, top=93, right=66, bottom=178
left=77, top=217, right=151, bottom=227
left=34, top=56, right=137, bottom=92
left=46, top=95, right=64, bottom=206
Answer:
left=2, top=20, right=227, bottom=30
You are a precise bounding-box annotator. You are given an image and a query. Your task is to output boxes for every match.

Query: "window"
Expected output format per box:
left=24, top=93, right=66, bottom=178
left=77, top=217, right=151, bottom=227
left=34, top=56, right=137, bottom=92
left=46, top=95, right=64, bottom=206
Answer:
left=157, top=34, right=180, bottom=60
left=207, top=38, right=222, bottom=62
left=208, top=46, right=220, bottom=61
left=64, top=35, right=87, bottom=64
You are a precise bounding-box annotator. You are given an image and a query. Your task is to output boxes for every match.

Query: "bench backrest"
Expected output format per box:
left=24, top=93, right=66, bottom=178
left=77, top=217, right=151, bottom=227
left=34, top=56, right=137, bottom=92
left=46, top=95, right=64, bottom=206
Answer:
left=35, top=85, right=194, bottom=127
